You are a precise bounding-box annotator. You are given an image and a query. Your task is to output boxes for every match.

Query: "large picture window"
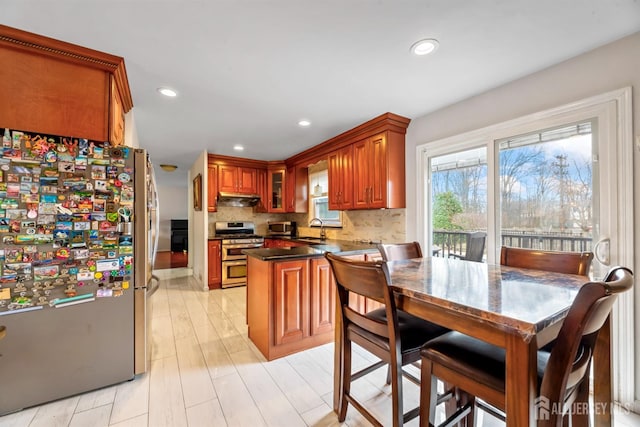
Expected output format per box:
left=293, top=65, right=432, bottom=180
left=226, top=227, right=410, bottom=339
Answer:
left=416, top=88, right=634, bottom=406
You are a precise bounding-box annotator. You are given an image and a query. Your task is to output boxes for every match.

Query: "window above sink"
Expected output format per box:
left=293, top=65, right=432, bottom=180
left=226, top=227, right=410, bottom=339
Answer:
left=309, top=162, right=342, bottom=227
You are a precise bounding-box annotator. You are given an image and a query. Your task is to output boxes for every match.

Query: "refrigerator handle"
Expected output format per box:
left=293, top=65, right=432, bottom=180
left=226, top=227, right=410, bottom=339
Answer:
left=149, top=161, right=160, bottom=267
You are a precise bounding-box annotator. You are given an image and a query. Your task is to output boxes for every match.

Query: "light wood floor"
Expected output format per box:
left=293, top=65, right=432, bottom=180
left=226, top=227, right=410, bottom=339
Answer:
left=1, top=272, right=639, bottom=427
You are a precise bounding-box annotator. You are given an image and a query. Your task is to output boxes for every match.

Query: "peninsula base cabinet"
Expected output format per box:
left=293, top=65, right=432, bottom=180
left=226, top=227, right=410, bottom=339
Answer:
left=247, top=256, right=336, bottom=360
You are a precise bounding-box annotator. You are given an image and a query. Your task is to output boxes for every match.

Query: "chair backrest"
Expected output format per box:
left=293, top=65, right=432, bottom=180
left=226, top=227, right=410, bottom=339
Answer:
left=464, top=232, right=486, bottom=262
left=377, top=241, right=423, bottom=261
left=325, top=252, right=398, bottom=340
left=539, top=266, right=633, bottom=426
left=500, top=246, right=593, bottom=276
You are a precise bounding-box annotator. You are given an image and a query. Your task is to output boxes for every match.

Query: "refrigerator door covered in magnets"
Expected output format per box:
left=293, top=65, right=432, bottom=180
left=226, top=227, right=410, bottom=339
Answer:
left=0, top=127, right=143, bottom=415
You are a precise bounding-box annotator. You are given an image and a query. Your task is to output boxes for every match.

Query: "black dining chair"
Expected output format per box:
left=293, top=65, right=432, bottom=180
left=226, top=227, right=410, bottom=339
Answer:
left=326, top=252, right=450, bottom=427
left=449, top=232, right=486, bottom=262
left=418, top=266, right=633, bottom=427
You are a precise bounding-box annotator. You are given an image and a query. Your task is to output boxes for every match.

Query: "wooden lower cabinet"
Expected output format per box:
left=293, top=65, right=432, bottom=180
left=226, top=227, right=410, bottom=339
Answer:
left=310, top=258, right=336, bottom=336
left=263, top=238, right=307, bottom=248
left=247, top=256, right=336, bottom=360
left=274, top=260, right=309, bottom=345
left=207, top=240, right=222, bottom=289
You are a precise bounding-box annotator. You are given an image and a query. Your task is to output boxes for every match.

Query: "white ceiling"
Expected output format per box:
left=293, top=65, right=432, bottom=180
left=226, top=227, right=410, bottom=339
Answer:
left=3, top=1, right=640, bottom=185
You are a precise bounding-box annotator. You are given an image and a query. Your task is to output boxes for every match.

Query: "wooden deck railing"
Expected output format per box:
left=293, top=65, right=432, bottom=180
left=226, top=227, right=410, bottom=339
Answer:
left=433, top=230, right=592, bottom=259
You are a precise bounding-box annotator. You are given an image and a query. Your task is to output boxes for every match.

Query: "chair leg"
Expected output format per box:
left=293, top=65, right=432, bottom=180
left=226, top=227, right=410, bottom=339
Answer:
left=457, top=390, right=475, bottom=427
left=338, top=339, right=351, bottom=422
left=391, top=352, right=404, bottom=427
left=420, top=358, right=438, bottom=427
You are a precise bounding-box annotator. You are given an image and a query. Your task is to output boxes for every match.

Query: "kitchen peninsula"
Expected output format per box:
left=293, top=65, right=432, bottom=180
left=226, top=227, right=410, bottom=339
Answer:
left=244, top=239, right=380, bottom=360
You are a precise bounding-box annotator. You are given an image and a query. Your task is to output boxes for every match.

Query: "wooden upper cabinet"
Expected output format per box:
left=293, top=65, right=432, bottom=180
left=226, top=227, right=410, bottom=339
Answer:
left=285, top=165, right=295, bottom=212
left=207, top=163, right=218, bottom=212
left=328, top=144, right=353, bottom=210
left=353, top=133, right=386, bottom=209
left=268, top=166, right=286, bottom=212
left=218, top=165, right=257, bottom=194
left=0, top=24, right=132, bottom=142
left=353, top=132, right=405, bottom=210
left=238, top=167, right=258, bottom=194
left=285, top=165, right=308, bottom=213
left=254, top=168, right=268, bottom=213
left=109, top=75, right=125, bottom=146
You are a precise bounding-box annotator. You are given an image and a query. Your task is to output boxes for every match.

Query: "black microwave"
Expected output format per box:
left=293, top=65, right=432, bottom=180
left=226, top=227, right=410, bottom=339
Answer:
left=267, top=221, right=297, bottom=236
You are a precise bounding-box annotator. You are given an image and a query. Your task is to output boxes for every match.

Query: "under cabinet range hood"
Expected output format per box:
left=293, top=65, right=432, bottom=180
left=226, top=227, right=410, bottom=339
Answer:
left=217, top=192, right=261, bottom=207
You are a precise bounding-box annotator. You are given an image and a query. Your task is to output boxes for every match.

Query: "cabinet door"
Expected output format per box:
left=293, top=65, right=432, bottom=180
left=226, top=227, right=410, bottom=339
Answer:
left=367, top=133, right=387, bottom=209
left=328, top=150, right=341, bottom=210
left=328, top=145, right=354, bottom=210
left=263, top=238, right=275, bottom=248
left=352, top=138, right=370, bottom=209
left=218, top=165, right=238, bottom=193
left=339, top=145, right=354, bottom=209
left=310, top=258, right=336, bottom=336
left=352, top=134, right=387, bottom=209
left=286, top=165, right=295, bottom=212
left=274, top=260, right=309, bottom=345
left=254, top=168, right=268, bottom=212
left=109, top=76, right=125, bottom=147
left=268, top=168, right=286, bottom=212
left=207, top=164, right=218, bottom=212
left=238, top=167, right=257, bottom=194
left=208, top=240, right=222, bottom=289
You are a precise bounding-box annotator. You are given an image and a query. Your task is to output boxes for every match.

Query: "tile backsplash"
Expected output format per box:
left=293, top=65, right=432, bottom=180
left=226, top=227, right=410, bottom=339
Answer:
left=208, top=207, right=406, bottom=243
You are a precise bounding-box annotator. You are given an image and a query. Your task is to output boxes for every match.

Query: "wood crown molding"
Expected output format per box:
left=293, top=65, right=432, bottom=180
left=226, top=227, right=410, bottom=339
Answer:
left=0, top=24, right=133, bottom=112
left=207, top=112, right=411, bottom=169
left=285, top=112, right=411, bottom=167
left=208, top=153, right=269, bottom=169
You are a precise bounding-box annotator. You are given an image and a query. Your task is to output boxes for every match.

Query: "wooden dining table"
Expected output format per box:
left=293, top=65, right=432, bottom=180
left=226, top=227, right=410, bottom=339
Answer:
left=332, top=256, right=613, bottom=427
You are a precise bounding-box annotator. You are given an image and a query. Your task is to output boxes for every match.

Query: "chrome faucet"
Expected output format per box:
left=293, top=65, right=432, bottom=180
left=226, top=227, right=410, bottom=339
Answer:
left=310, top=217, right=326, bottom=240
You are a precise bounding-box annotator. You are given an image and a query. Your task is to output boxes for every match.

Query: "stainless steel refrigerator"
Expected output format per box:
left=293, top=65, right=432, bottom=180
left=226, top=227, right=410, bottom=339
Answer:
left=0, top=128, right=159, bottom=415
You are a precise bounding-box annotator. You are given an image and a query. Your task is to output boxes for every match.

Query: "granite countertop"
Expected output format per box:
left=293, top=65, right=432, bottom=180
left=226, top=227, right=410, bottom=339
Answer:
left=244, top=239, right=379, bottom=261
left=385, top=256, right=585, bottom=338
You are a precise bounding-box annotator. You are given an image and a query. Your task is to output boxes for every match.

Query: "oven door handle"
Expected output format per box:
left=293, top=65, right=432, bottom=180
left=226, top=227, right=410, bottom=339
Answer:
left=223, top=244, right=263, bottom=249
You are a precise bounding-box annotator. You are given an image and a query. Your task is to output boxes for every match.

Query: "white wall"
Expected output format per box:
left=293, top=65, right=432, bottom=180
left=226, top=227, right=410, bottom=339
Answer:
left=405, top=30, right=640, bottom=403
left=155, top=184, right=188, bottom=252
left=189, top=151, right=208, bottom=290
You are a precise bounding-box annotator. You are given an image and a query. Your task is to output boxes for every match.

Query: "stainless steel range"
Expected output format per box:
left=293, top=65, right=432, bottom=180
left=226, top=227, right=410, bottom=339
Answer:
left=215, top=221, right=264, bottom=288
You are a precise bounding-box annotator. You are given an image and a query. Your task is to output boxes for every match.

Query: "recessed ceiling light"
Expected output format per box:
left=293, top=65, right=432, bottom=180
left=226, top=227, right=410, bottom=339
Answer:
left=410, top=38, right=439, bottom=56
left=157, top=87, right=178, bottom=97
left=233, top=145, right=244, bottom=151
left=298, top=120, right=311, bottom=127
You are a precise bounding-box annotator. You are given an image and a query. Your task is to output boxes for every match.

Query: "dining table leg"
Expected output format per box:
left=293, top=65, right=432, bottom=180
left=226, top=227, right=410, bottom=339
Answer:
left=505, top=333, right=537, bottom=426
